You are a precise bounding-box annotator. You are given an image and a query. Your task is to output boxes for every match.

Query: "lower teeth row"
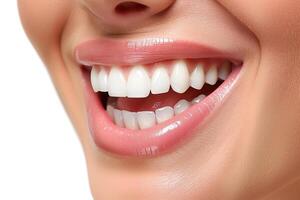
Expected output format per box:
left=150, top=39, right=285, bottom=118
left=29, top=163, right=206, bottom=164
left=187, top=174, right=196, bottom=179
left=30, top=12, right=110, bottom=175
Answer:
left=106, top=94, right=206, bottom=130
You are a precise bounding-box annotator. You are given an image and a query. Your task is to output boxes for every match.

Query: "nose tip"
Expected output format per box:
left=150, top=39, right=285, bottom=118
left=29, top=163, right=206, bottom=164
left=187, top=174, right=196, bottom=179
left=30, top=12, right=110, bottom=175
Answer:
left=82, top=0, right=175, bottom=29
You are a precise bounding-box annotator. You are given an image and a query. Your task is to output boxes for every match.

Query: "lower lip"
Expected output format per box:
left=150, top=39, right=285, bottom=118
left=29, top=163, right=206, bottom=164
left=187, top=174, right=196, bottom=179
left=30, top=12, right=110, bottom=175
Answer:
left=82, top=66, right=241, bottom=157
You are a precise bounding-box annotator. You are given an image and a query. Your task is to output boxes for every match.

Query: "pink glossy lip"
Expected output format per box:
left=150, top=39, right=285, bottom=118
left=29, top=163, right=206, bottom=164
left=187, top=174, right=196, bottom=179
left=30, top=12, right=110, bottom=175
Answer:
left=75, top=38, right=242, bottom=157
left=75, top=38, right=240, bottom=66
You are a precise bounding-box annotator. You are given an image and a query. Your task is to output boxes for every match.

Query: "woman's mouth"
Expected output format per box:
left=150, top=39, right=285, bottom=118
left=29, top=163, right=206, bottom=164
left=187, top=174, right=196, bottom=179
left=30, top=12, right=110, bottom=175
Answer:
left=92, top=59, right=232, bottom=129
left=76, top=38, right=242, bottom=157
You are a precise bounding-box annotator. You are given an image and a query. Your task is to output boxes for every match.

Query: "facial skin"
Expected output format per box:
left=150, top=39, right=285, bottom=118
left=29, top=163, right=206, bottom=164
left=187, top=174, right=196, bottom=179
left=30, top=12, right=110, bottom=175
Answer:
left=18, top=0, right=300, bottom=199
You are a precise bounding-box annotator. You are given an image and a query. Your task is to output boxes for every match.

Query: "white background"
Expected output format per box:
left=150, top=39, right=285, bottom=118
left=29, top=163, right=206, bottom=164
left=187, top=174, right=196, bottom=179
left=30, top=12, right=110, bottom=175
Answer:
left=0, top=2, right=92, bottom=199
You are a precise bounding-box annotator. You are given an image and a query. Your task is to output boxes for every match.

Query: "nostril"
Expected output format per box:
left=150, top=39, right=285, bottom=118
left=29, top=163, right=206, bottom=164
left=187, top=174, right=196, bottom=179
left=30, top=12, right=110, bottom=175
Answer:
left=115, top=1, right=149, bottom=15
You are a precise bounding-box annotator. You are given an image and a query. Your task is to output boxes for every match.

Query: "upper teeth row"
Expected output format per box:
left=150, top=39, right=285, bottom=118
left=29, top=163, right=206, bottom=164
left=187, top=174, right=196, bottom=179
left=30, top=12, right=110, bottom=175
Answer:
left=91, top=60, right=231, bottom=98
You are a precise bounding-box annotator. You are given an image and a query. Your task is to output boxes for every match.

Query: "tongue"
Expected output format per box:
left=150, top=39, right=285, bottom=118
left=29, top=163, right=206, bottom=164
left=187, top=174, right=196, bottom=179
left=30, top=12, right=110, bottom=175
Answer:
left=107, top=82, right=222, bottom=112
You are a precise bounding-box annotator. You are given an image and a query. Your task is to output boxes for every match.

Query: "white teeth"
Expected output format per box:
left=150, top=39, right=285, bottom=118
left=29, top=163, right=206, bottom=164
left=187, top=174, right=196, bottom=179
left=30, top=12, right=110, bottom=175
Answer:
left=108, top=67, right=127, bottom=97
left=151, top=66, right=170, bottom=94
left=219, top=61, right=231, bottom=80
left=190, top=64, right=205, bottom=90
left=170, top=60, right=190, bottom=93
left=91, top=67, right=109, bottom=92
left=137, top=111, right=156, bottom=129
left=107, top=94, right=207, bottom=129
left=122, top=110, right=139, bottom=130
left=95, top=60, right=232, bottom=129
left=127, top=66, right=151, bottom=98
left=192, top=94, right=206, bottom=104
left=174, top=99, right=190, bottom=115
left=91, top=67, right=100, bottom=92
left=92, top=60, right=232, bottom=96
left=205, top=64, right=218, bottom=85
left=155, top=106, right=174, bottom=124
left=98, top=68, right=108, bottom=92
left=113, top=109, right=124, bottom=127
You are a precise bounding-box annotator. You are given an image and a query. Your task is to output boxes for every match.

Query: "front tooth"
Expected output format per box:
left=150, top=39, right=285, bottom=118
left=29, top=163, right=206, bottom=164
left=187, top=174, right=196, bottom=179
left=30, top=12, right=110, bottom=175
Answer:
left=122, top=110, right=139, bottom=130
left=219, top=61, right=231, bottom=80
left=151, top=66, right=170, bottom=94
left=127, top=65, right=151, bottom=98
left=174, top=100, right=190, bottom=115
left=113, top=109, right=124, bottom=127
left=155, top=106, right=174, bottom=124
left=137, top=111, right=156, bottom=129
left=91, top=67, right=100, bottom=92
left=108, top=67, right=127, bottom=97
left=205, top=64, right=218, bottom=85
left=98, top=68, right=108, bottom=92
left=190, top=64, right=205, bottom=90
left=192, top=94, right=206, bottom=104
left=171, top=60, right=190, bottom=93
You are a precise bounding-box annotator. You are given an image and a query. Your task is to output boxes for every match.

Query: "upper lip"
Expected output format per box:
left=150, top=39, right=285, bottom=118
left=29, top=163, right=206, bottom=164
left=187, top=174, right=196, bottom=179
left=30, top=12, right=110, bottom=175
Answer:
left=75, top=38, right=242, bottom=66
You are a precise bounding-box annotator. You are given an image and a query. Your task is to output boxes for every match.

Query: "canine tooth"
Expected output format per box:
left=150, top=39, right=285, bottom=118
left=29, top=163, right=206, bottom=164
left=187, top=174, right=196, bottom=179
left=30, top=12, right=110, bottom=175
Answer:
left=91, top=67, right=100, bottom=92
left=113, top=109, right=124, bottom=127
left=174, top=100, right=190, bottom=115
left=127, top=65, right=151, bottom=98
left=137, top=111, right=156, bottom=129
left=106, top=105, right=115, bottom=120
left=155, top=106, right=174, bottom=124
left=171, top=60, right=190, bottom=93
left=190, top=64, right=205, bottom=90
left=151, top=66, right=170, bottom=94
left=122, top=111, right=139, bottom=130
left=98, top=68, right=108, bottom=92
left=108, top=67, right=127, bottom=97
left=219, top=61, right=231, bottom=80
left=205, top=65, right=218, bottom=85
left=192, top=95, right=206, bottom=104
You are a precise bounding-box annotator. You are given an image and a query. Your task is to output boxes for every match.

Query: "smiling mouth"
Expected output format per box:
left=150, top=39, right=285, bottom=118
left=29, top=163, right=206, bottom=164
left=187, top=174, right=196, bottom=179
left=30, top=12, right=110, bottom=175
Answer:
left=91, top=59, right=232, bottom=129
left=76, top=38, right=242, bottom=157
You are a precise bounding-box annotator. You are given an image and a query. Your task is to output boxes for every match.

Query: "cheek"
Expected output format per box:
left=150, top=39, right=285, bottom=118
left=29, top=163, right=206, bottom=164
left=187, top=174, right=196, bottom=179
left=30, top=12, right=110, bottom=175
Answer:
left=18, top=0, right=72, bottom=62
left=218, top=0, right=300, bottom=45
left=218, top=0, right=300, bottom=94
